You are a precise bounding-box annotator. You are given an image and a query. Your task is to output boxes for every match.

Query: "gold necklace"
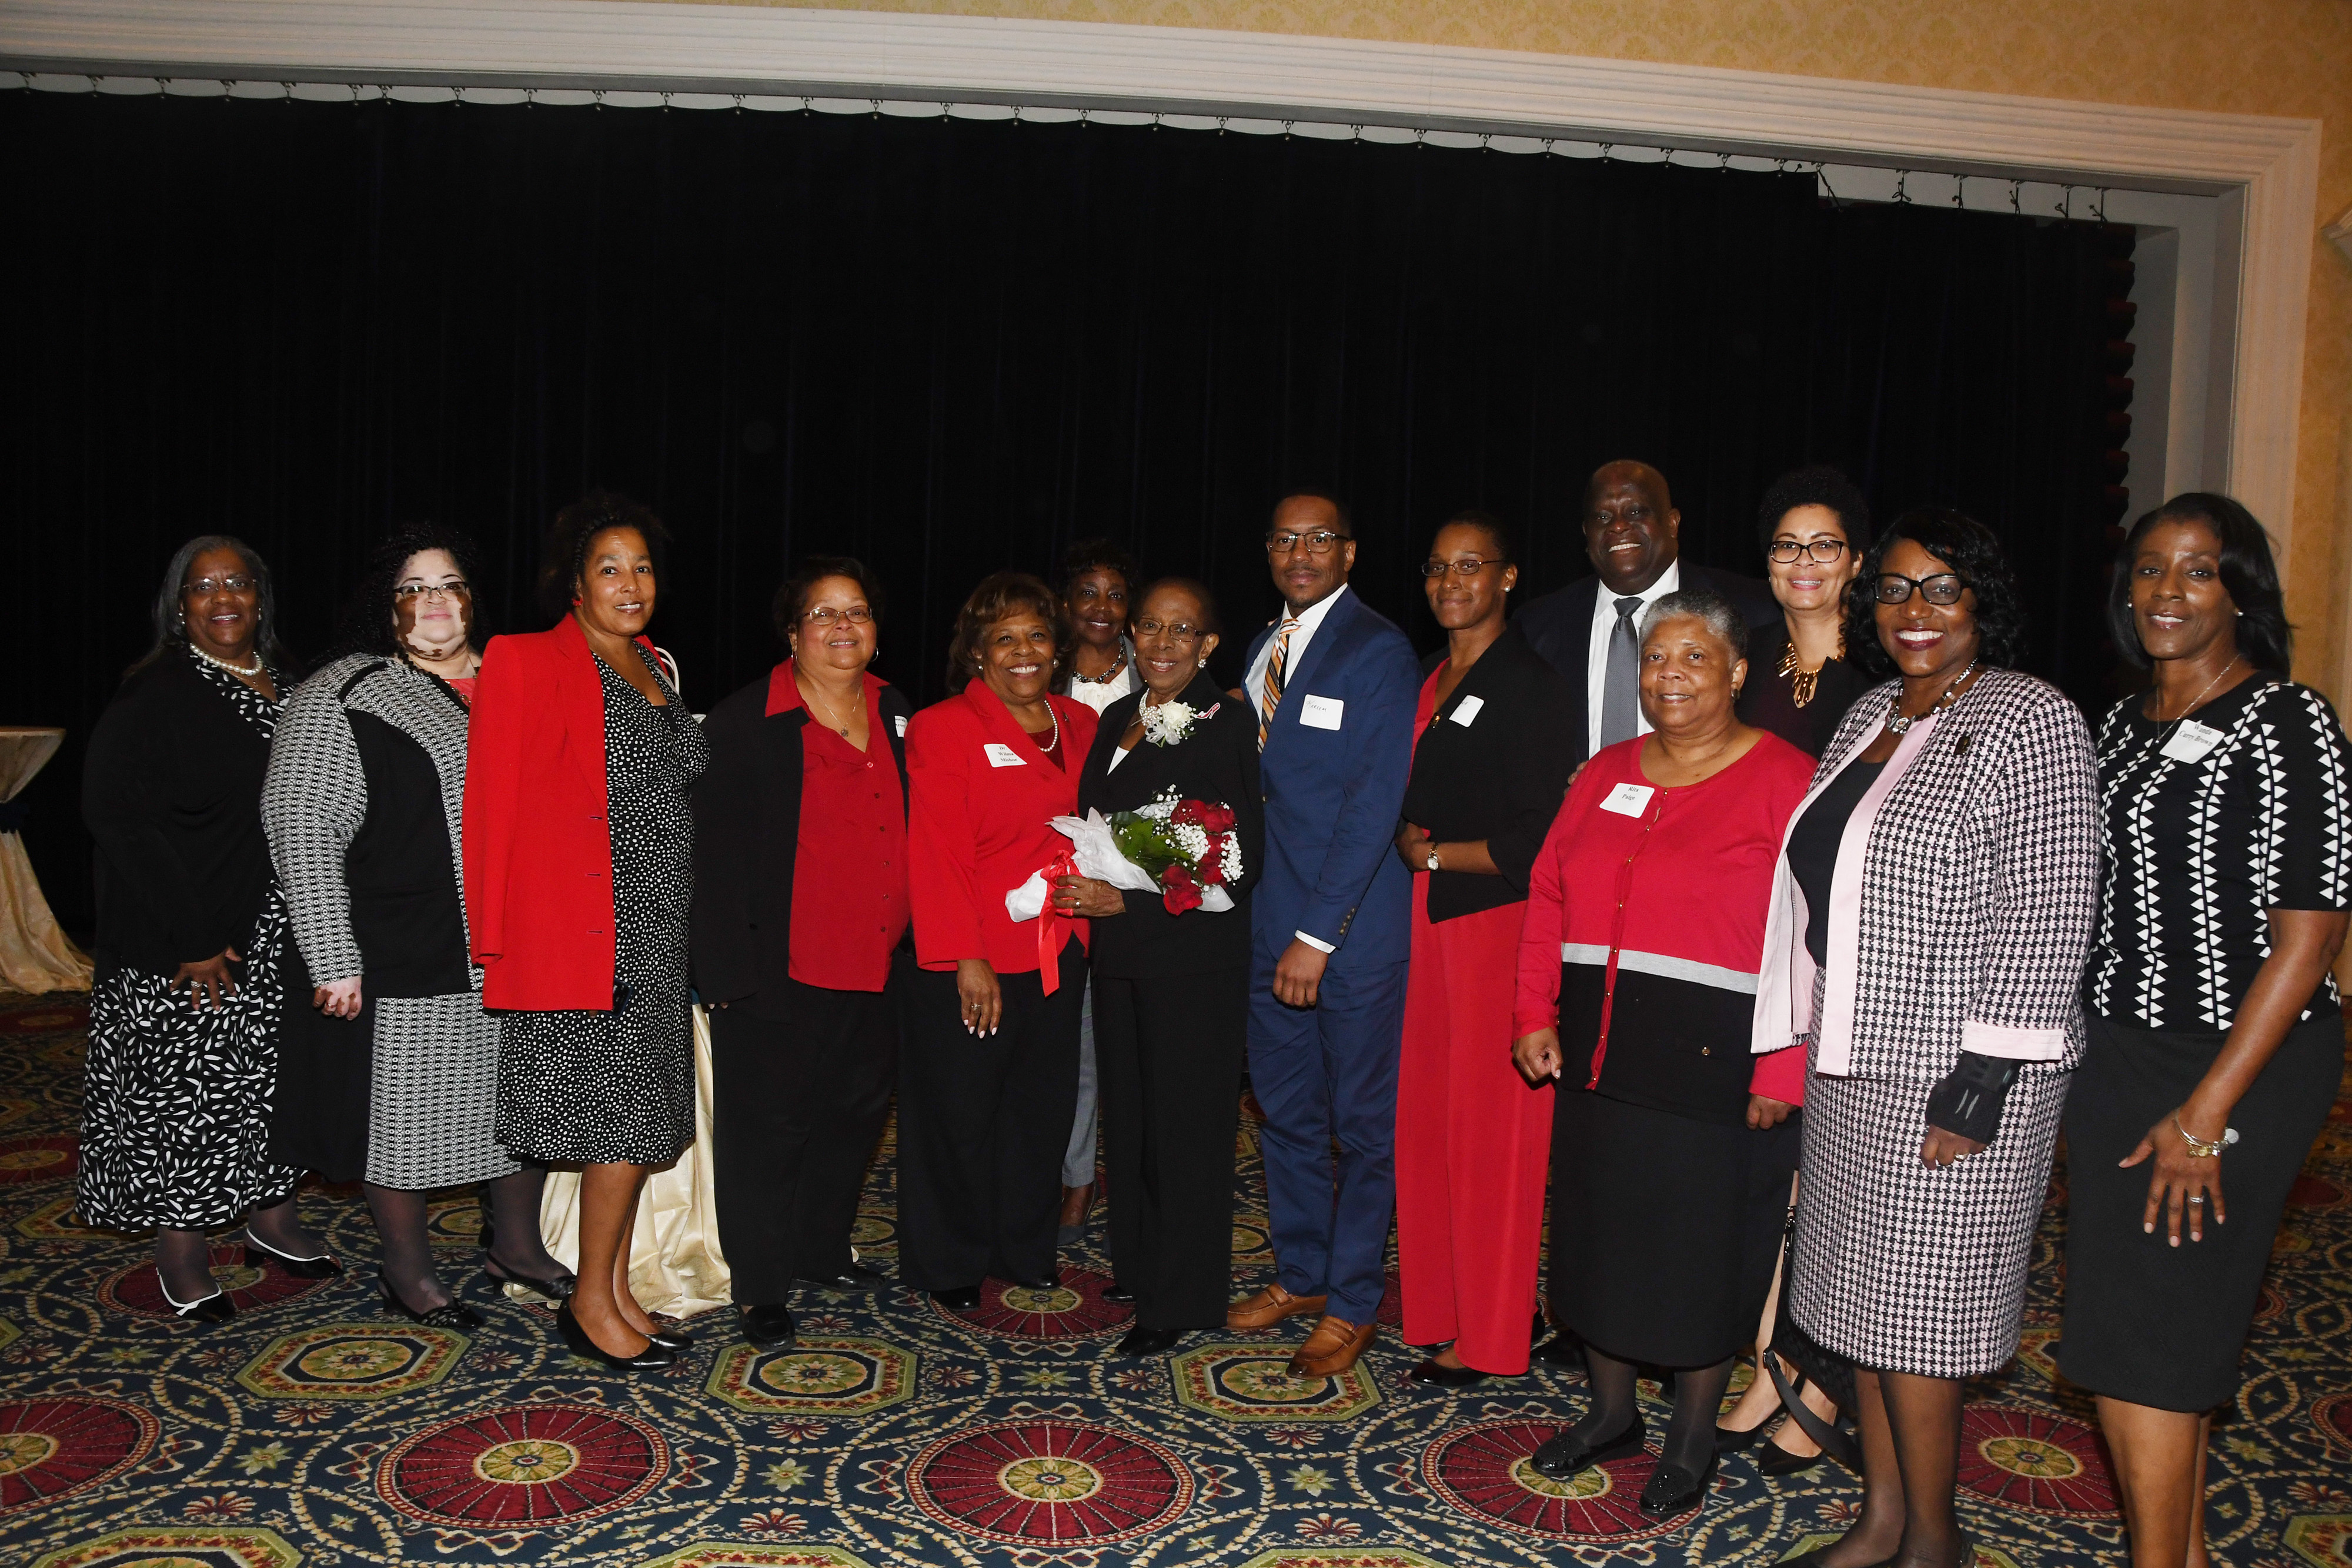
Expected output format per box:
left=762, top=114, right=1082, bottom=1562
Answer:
left=798, top=673, right=859, bottom=739
left=1776, top=632, right=1844, bottom=708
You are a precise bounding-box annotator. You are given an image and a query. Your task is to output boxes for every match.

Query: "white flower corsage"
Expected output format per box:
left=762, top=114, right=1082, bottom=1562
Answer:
left=1140, top=698, right=1218, bottom=747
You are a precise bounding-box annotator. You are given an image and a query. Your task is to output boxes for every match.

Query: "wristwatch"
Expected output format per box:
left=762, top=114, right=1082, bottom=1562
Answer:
left=1425, top=844, right=1442, bottom=873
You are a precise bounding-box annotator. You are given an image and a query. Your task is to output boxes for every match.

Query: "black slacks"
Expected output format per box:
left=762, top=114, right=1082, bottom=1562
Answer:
left=708, top=956, right=906, bottom=1306
left=895, top=940, right=1085, bottom=1292
left=1094, top=967, right=1247, bottom=1329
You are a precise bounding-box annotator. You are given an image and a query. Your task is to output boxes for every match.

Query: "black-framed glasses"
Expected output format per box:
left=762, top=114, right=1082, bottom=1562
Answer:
left=393, top=581, right=471, bottom=601
left=1132, top=617, right=1205, bottom=641
left=802, top=605, right=875, bottom=627
left=1766, top=539, right=1851, bottom=564
left=183, top=574, right=256, bottom=596
left=1265, top=530, right=1351, bottom=557
left=1875, top=572, right=1968, bottom=606
left=1418, top=557, right=1509, bottom=578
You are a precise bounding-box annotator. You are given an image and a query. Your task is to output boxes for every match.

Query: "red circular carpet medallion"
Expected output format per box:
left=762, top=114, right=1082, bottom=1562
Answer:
left=0, top=1134, right=77, bottom=1185
left=906, top=1420, right=1192, bottom=1545
left=940, top=1269, right=1132, bottom=1339
left=100, top=1244, right=334, bottom=1319
left=0, top=1396, right=159, bottom=1508
left=1957, top=1405, right=2118, bottom=1515
left=2314, top=1391, right=2352, bottom=1457
left=376, top=1403, right=669, bottom=1527
left=1421, top=1421, right=1685, bottom=1541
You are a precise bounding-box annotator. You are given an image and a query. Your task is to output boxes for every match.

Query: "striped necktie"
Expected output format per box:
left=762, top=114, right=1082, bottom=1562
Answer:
left=1258, top=618, right=1299, bottom=751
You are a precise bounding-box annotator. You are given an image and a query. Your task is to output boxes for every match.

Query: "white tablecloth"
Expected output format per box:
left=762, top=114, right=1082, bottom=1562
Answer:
left=0, top=729, right=92, bottom=994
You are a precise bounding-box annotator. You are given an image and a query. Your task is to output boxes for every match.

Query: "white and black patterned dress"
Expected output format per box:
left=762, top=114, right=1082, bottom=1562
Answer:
left=79, top=646, right=303, bottom=1230
left=493, top=648, right=707, bottom=1165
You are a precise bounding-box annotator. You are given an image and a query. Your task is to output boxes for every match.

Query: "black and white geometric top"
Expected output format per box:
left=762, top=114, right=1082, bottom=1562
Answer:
left=2087, top=677, right=2351, bottom=1030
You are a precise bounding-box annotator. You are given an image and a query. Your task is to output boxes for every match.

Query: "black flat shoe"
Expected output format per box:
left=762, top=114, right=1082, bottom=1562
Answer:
left=160, top=1280, right=236, bottom=1323
left=932, top=1285, right=983, bottom=1310
left=1406, top=1357, right=1488, bottom=1388
left=796, top=1261, right=887, bottom=1291
left=644, top=1322, right=694, bottom=1351
left=1100, top=1281, right=1137, bottom=1305
left=1639, top=1453, right=1716, bottom=1516
left=556, top=1301, right=677, bottom=1370
left=379, top=1273, right=486, bottom=1329
left=242, top=1229, right=342, bottom=1279
left=1116, top=1325, right=1185, bottom=1357
left=1531, top=1417, right=1645, bottom=1480
left=1005, top=1273, right=1060, bottom=1291
left=741, top=1303, right=797, bottom=1349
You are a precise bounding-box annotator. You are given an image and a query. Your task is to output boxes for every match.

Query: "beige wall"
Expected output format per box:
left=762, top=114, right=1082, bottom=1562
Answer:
left=654, top=0, right=2352, bottom=688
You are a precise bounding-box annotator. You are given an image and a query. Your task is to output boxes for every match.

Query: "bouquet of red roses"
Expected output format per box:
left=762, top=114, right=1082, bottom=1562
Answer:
left=1107, top=788, right=1244, bottom=914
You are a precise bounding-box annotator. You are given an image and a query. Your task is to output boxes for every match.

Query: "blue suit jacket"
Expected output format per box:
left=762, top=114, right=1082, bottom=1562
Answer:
left=1244, top=588, right=1420, bottom=970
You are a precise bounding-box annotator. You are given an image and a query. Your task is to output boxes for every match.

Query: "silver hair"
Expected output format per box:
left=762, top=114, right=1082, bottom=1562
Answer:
left=1639, top=587, right=1747, bottom=660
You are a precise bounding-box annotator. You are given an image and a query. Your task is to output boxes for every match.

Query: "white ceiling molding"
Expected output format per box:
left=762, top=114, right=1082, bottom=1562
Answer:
left=0, top=0, right=2323, bottom=581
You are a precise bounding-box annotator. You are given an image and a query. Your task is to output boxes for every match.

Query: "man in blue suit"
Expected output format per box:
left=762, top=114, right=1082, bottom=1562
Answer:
left=1226, top=491, right=1421, bottom=1378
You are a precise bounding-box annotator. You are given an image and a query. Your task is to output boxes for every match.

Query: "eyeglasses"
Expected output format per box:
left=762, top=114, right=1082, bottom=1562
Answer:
left=802, top=606, right=875, bottom=627
left=1766, top=540, right=1851, bottom=564
left=393, top=581, right=470, bottom=601
left=1265, top=530, right=1351, bottom=557
left=1133, top=618, right=1205, bottom=641
left=1875, top=572, right=1968, bottom=606
left=1419, top=557, right=1508, bottom=578
left=183, top=575, right=256, bottom=596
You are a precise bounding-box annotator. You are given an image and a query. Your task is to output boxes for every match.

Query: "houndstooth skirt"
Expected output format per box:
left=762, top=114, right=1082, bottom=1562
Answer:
left=1788, top=1055, right=2069, bottom=1379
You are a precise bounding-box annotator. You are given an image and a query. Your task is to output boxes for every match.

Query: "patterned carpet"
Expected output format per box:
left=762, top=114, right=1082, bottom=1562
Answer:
left=0, top=989, right=2348, bottom=1568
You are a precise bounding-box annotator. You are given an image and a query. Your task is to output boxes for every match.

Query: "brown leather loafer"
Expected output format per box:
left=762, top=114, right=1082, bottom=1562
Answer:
left=1289, top=1314, right=1375, bottom=1376
left=1226, top=1282, right=1328, bottom=1331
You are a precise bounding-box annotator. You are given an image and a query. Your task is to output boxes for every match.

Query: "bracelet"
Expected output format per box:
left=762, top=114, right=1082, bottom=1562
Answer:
left=2173, top=1115, right=2240, bottom=1159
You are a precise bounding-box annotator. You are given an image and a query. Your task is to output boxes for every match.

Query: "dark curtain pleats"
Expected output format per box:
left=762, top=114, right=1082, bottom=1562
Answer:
left=7, top=92, right=2122, bottom=930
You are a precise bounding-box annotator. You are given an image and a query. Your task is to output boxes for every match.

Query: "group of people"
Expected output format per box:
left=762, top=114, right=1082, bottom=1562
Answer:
left=74, top=462, right=2345, bottom=1568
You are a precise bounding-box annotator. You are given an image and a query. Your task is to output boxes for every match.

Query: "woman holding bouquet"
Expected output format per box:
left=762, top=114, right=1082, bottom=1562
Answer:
left=1063, top=580, right=1264, bottom=1356
left=902, top=573, right=1100, bottom=1308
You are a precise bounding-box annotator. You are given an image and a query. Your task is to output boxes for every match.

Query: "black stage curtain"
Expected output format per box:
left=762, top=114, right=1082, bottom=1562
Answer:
left=7, top=91, right=2124, bottom=932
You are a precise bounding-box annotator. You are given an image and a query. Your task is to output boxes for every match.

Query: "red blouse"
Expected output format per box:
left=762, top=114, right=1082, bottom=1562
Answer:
left=769, top=667, right=909, bottom=991
left=1515, top=731, right=1814, bottom=1117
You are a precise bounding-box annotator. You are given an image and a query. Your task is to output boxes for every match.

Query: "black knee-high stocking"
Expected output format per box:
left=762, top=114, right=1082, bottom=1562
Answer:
left=1575, top=1344, right=1644, bottom=1442
left=363, top=1183, right=449, bottom=1310
left=1663, top=1356, right=1736, bottom=1475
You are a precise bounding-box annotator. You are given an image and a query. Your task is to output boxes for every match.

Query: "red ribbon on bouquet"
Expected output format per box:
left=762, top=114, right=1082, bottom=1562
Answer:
left=1036, top=850, right=1079, bottom=995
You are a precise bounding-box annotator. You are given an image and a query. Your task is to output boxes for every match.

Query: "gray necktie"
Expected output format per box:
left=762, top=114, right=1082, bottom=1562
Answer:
left=1598, top=594, right=1644, bottom=748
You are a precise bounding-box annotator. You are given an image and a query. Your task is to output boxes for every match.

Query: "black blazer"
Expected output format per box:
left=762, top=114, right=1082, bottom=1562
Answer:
left=690, top=668, right=914, bottom=1014
left=1075, top=671, right=1264, bottom=979
left=82, top=651, right=278, bottom=976
left=1513, top=564, right=1779, bottom=764
left=1398, top=626, right=1578, bottom=922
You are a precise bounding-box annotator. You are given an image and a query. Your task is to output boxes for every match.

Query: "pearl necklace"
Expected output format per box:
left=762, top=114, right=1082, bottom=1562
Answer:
left=189, top=642, right=264, bottom=678
left=1029, top=698, right=1063, bottom=754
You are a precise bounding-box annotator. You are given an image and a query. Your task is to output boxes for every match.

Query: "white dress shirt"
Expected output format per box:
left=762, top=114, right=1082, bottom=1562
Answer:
left=1248, top=583, right=1352, bottom=955
left=1585, top=559, right=1681, bottom=757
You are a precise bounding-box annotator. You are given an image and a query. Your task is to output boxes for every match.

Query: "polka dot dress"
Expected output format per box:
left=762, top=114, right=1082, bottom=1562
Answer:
left=493, top=647, right=709, bottom=1165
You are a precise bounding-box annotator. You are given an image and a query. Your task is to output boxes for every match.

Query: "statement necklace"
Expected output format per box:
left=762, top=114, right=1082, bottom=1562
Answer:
left=1776, top=631, right=1846, bottom=709
left=1884, top=658, right=1978, bottom=736
left=189, top=641, right=263, bottom=678
left=1071, top=646, right=1130, bottom=687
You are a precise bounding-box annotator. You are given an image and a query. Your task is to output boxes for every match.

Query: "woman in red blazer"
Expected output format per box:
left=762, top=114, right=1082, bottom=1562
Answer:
left=463, top=493, right=709, bottom=1372
left=901, top=572, right=1099, bottom=1308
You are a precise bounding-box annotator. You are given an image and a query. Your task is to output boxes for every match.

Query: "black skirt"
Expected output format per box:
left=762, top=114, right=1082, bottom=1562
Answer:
left=2057, top=1009, right=2343, bottom=1412
left=1549, top=1089, right=1795, bottom=1367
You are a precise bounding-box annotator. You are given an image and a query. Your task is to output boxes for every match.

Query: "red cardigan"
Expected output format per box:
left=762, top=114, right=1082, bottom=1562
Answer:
left=462, top=617, right=659, bottom=1011
left=907, top=683, right=1098, bottom=975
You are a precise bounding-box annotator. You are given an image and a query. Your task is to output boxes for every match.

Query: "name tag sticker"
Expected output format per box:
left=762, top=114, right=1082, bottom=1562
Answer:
left=2160, top=719, right=2224, bottom=764
left=1448, top=695, right=1485, bottom=727
left=895, top=715, right=908, bottom=738
left=1599, top=781, right=1656, bottom=817
left=984, top=743, right=1025, bottom=767
left=1299, top=695, right=1345, bottom=731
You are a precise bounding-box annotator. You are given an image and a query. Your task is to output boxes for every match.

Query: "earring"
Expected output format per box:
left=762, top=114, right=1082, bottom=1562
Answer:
left=1198, top=658, right=1207, bottom=667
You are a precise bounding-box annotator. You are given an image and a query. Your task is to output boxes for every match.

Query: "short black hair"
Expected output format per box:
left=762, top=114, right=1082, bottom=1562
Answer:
left=335, top=523, right=490, bottom=660
left=129, top=534, right=298, bottom=680
left=1432, top=507, right=1515, bottom=563
left=538, top=490, right=671, bottom=621
left=774, top=556, right=885, bottom=643
left=1846, top=507, right=2028, bottom=676
left=1757, top=465, right=1872, bottom=555
left=2106, top=492, right=2292, bottom=677
left=1060, top=538, right=1140, bottom=599
left=1270, top=490, right=1354, bottom=537
left=1132, top=576, right=1224, bottom=639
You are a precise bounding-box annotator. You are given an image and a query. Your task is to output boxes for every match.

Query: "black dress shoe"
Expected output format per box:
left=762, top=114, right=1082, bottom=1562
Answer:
left=1531, top=1418, right=1646, bottom=1479
left=932, top=1285, right=983, bottom=1310
left=379, top=1274, right=487, bottom=1329
left=1532, top=1327, right=1582, bottom=1366
left=556, top=1301, right=678, bottom=1370
left=242, top=1229, right=343, bottom=1279
left=160, top=1281, right=236, bottom=1323
left=1116, top=1325, right=1185, bottom=1356
left=1406, top=1356, right=1489, bottom=1388
left=741, top=1303, right=798, bottom=1348
left=644, top=1322, right=694, bottom=1351
left=482, top=1253, right=577, bottom=1301
left=1100, top=1281, right=1137, bottom=1305
left=1005, top=1273, right=1060, bottom=1291
left=796, top=1261, right=888, bottom=1291
left=1757, top=1428, right=1829, bottom=1477
left=1715, top=1419, right=1773, bottom=1455
left=1639, top=1453, right=1716, bottom=1516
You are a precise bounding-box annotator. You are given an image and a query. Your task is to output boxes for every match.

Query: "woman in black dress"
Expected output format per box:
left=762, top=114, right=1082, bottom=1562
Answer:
left=2062, top=494, right=2349, bottom=1568
left=1059, top=579, right=1263, bottom=1357
left=81, top=536, right=335, bottom=1320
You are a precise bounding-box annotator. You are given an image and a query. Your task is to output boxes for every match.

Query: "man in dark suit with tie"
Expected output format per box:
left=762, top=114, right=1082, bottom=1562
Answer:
left=1225, top=492, right=1421, bottom=1379
left=1515, top=460, right=1777, bottom=764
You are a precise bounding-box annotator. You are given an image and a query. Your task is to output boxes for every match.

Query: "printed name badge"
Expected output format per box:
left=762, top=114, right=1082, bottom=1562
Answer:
left=1448, top=694, right=1485, bottom=727
left=1299, top=694, right=1345, bottom=731
left=1599, top=781, right=1656, bottom=817
left=2160, top=719, right=2224, bottom=764
left=895, top=714, right=909, bottom=738
left=984, top=742, right=1026, bottom=767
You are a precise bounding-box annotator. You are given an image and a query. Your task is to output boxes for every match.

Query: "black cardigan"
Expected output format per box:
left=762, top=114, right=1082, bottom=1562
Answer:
left=82, top=652, right=277, bottom=977
left=1075, top=671, right=1264, bottom=979
left=1397, top=626, right=1579, bottom=922
left=690, top=668, right=914, bottom=1015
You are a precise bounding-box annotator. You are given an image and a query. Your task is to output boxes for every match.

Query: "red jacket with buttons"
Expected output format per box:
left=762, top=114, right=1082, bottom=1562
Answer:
left=462, top=616, right=656, bottom=1011
left=906, top=683, right=1098, bottom=975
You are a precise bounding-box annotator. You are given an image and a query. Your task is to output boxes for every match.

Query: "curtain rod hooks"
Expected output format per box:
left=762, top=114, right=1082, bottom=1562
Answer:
left=1893, top=169, right=1911, bottom=203
left=1953, top=173, right=1966, bottom=208
left=2009, top=179, right=2022, bottom=213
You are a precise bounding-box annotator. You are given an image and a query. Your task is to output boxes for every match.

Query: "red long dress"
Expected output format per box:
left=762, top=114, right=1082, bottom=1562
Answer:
left=1393, top=668, right=1555, bottom=1374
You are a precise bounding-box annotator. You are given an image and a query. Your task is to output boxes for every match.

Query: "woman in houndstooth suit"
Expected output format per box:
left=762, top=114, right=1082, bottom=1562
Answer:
left=1752, top=510, right=2099, bottom=1568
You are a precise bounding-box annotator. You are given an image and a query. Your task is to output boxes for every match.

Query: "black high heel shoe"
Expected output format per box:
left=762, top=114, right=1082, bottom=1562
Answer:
left=159, top=1278, right=236, bottom=1323
left=556, top=1300, right=677, bottom=1370
left=379, top=1273, right=486, bottom=1329
left=477, top=1218, right=576, bottom=1302
left=242, top=1229, right=342, bottom=1279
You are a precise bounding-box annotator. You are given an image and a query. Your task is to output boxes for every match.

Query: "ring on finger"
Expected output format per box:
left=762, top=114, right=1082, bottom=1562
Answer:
left=2188, top=1195, right=2206, bottom=1204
